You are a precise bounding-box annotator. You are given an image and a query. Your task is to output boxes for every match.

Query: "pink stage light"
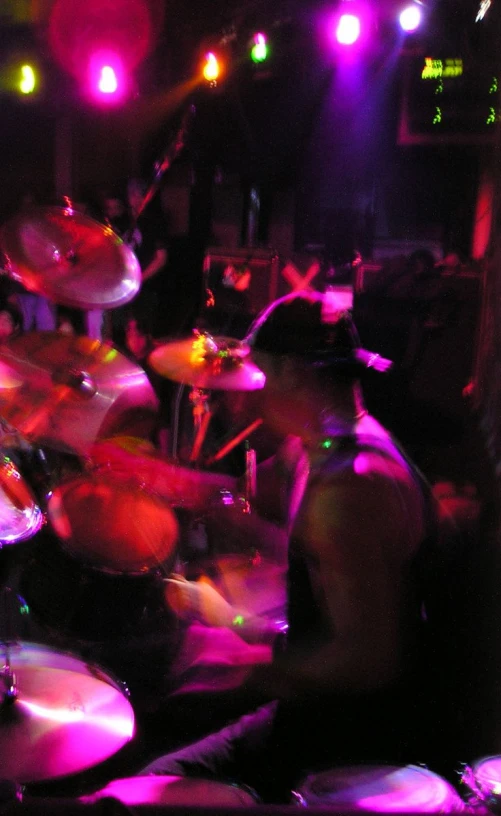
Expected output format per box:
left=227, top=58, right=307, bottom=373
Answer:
left=336, top=13, right=362, bottom=45
left=399, top=4, right=422, bottom=32
left=88, top=51, right=126, bottom=102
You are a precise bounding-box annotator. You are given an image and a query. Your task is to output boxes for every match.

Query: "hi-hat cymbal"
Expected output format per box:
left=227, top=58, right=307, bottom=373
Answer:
left=0, top=641, right=135, bottom=783
left=0, top=332, right=159, bottom=456
left=1, top=205, right=140, bottom=309
left=149, top=333, right=266, bottom=391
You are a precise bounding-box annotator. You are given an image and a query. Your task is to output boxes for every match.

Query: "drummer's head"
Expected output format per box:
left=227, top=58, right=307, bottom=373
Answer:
left=246, top=291, right=364, bottom=384
left=0, top=303, right=22, bottom=344
left=245, top=292, right=386, bottom=437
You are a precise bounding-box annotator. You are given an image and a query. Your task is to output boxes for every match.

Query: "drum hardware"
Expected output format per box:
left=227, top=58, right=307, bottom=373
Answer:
left=188, top=387, right=212, bottom=464
left=1, top=204, right=141, bottom=311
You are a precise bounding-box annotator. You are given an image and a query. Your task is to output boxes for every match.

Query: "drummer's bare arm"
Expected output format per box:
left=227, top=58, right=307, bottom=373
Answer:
left=142, top=247, right=167, bottom=282
left=164, top=575, right=283, bottom=645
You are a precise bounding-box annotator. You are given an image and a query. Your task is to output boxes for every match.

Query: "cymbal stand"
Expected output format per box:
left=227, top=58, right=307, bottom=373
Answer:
left=188, top=388, right=213, bottom=466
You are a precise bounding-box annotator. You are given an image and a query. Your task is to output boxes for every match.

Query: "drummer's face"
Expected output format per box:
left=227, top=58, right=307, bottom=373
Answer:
left=251, top=350, right=297, bottom=437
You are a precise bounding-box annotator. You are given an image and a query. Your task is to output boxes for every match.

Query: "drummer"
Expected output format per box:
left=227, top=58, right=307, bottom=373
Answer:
left=87, top=291, right=443, bottom=805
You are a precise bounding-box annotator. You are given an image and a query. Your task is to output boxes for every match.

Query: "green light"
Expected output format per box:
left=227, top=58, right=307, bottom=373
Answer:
left=19, top=64, right=36, bottom=94
left=19, top=603, right=30, bottom=615
left=433, top=106, right=442, bottom=125
left=251, top=33, right=268, bottom=64
left=232, top=614, right=245, bottom=626
left=487, top=107, right=497, bottom=124
left=321, top=438, right=333, bottom=450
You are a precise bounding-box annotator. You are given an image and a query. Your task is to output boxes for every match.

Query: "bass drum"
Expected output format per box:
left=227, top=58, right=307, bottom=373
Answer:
left=19, top=528, right=169, bottom=643
left=20, top=470, right=179, bottom=642
left=293, top=765, right=465, bottom=812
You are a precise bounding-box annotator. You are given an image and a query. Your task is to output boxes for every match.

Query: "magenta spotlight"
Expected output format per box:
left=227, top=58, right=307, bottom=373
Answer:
left=399, top=4, right=422, bottom=32
left=336, top=12, right=361, bottom=45
left=88, top=50, right=127, bottom=103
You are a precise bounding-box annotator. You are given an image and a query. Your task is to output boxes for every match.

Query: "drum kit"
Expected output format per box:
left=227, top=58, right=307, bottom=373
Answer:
left=0, top=203, right=498, bottom=812
left=0, top=202, right=267, bottom=788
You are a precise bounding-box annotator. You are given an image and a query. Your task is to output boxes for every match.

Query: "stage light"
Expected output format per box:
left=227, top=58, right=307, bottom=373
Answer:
left=87, top=50, right=127, bottom=103
left=18, top=64, right=37, bottom=94
left=336, top=12, right=361, bottom=45
left=98, top=65, right=118, bottom=94
left=399, top=3, right=422, bottom=33
left=250, top=33, right=269, bottom=64
left=202, top=51, right=221, bottom=83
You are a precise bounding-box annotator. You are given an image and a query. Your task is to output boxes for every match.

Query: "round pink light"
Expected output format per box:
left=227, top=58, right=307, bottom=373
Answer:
left=88, top=50, right=126, bottom=103
left=98, top=66, right=118, bottom=94
left=336, top=13, right=361, bottom=45
left=399, top=5, right=422, bottom=32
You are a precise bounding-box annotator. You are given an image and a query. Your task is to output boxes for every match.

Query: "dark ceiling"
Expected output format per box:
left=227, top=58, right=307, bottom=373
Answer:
left=0, top=0, right=499, bottom=248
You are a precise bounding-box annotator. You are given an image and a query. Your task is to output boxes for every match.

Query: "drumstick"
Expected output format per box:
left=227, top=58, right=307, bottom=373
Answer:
left=189, top=410, right=212, bottom=463
left=205, top=418, right=263, bottom=465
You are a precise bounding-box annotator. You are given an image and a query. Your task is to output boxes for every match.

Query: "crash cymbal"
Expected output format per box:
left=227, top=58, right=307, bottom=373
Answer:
left=149, top=333, right=266, bottom=391
left=1, top=205, right=140, bottom=309
left=0, top=641, right=135, bottom=783
left=0, top=332, right=159, bottom=456
left=48, top=471, right=179, bottom=573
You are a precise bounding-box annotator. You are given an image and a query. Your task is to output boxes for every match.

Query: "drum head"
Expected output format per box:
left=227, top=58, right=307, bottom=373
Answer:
left=295, top=765, right=464, bottom=812
left=48, top=473, right=178, bottom=573
left=0, top=454, right=43, bottom=545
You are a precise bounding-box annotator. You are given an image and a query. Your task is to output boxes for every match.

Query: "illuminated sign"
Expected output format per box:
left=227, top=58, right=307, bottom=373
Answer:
left=422, top=58, right=463, bottom=80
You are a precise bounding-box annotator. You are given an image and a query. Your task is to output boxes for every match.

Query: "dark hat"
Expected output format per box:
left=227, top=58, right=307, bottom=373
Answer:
left=246, top=292, right=391, bottom=373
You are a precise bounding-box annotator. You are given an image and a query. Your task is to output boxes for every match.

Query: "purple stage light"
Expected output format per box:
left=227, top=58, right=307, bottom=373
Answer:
left=336, top=12, right=362, bottom=45
left=399, top=4, right=422, bottom=32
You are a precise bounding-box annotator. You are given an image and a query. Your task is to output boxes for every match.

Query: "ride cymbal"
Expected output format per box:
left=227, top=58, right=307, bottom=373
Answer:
left=1, top=205, right=140, bottom=310
left=149, top=333, right=265, bottom=391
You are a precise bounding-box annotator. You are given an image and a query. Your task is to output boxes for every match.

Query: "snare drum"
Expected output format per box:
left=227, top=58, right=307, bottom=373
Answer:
left=293, top=764, right=465, bottom=812
left=461, top=756, right=501, bottom=812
